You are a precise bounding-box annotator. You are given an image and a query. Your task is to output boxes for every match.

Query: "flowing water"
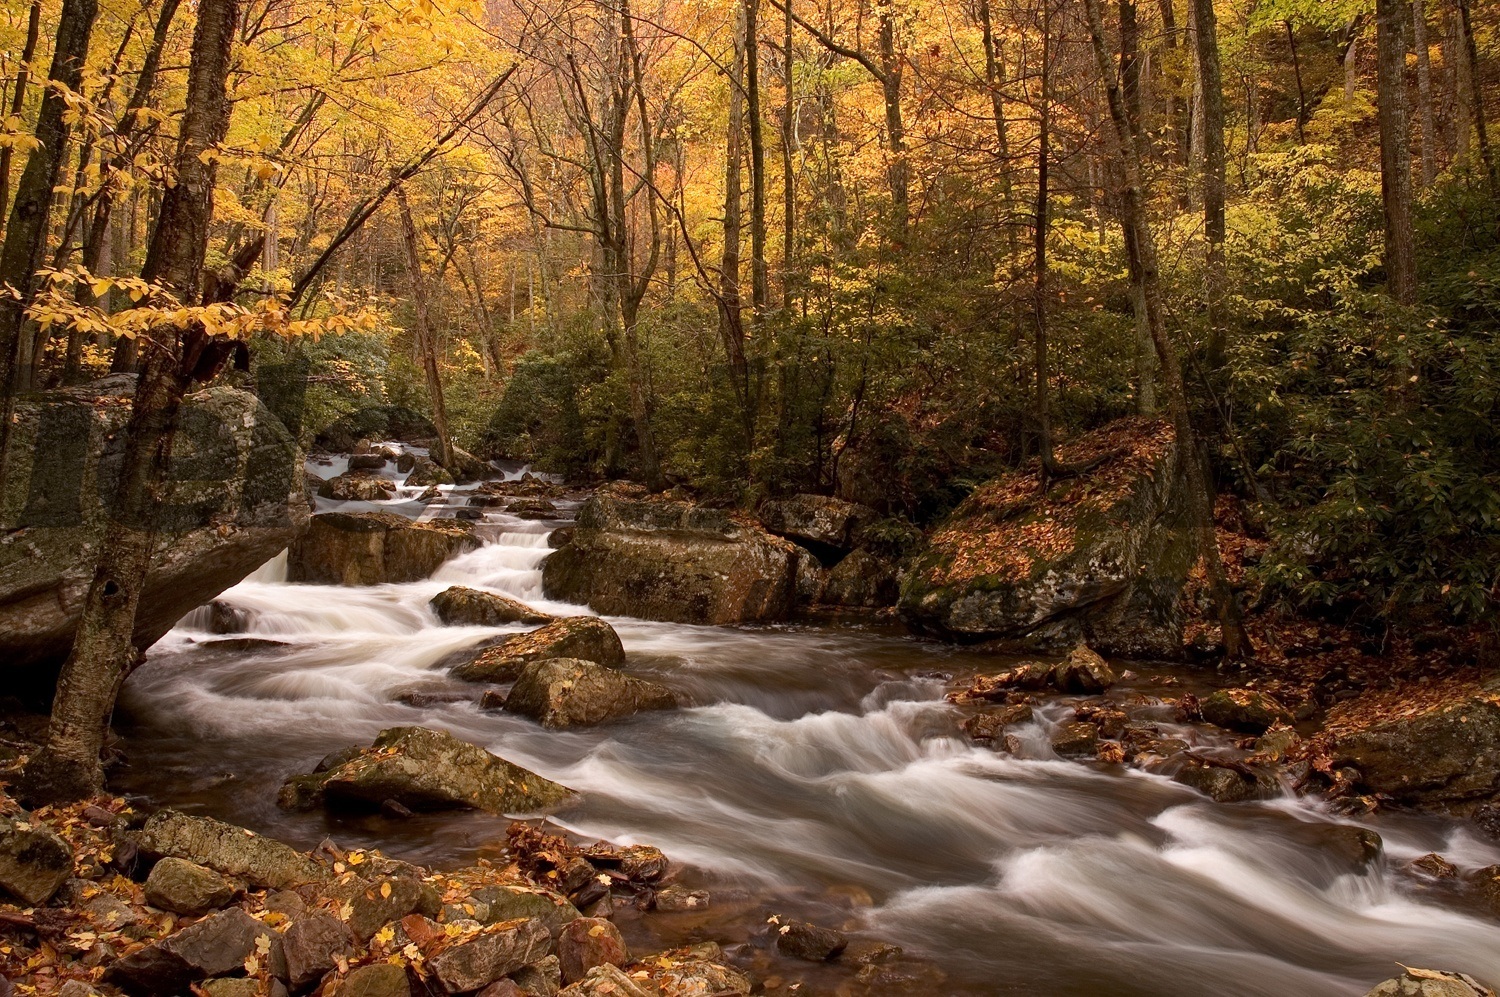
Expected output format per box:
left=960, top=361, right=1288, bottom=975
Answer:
left=114, top=456, right=1500, bottom=996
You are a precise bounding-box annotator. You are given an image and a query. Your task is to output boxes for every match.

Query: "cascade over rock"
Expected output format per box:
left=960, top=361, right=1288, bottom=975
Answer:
left=0, top=376, right=308, bottom=697
left=899, top=419, right=1194, bottom=657
left=542, top=486, right=800, bottom=625
left=288, top=511, right=477, bottom=585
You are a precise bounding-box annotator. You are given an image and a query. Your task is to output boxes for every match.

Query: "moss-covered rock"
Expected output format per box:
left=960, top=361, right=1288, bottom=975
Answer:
left=430, top=586, right=553, bottom=627
left=284, top=726, right=572, bottom=815
left=1331, top=696, right=1500, bottom=811
left=1200, top=689, right=1292, bottom=733
left=898, top=418, right=1193, bottom=657
left=451, top=617, right=624, bottom=682
left=504, top=658, right=678, bottom=729
left=0, top=377, right=308, bottom=698
left=759, top=494, right=876, bottom=552
left=542, top=489, right=800, bottom=625
left=288, top=512, right=477, bottom=585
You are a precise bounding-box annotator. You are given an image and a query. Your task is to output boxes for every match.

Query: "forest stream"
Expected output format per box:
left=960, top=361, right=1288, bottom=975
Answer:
left=105, top=455, right=1500, bottom=997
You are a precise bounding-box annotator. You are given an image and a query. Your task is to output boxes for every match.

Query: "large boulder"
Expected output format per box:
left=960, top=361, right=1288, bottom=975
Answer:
left=428, top=919, right=553, bottom=994
left=0, top=377, right=308, bottom=698
left=281, top=726, right=572, bottom=815
left=1200, top=689, right=1293, bottom=733
left=104, top=907, right=281, bottom=995
left=758, top=494, right=876, bottom=553
left=136, top=810, right=323, bottom=890
left=452, top=617, right=624, bottom=683
left=504, top=658, right=678, bottom=729
left=1331, top=696, right=1500, bottom=812
left=317, top=473, right=396, bottom=502
left=818, top=550, right=898, bottom=608
left=288, top=511, right=477, bottom=585
left=899, top=418, right=1193, bottom=657
left=542, top=489, right=800, bottom=625
left=0, top=811, right=73, bottom=905
left=142, top=857, right=238, bottom=915
left=431, top=586, right=553, bottom=627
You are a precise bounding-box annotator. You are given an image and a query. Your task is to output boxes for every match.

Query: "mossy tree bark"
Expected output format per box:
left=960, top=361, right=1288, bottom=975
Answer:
left=22, top=0, right=243, bottom=805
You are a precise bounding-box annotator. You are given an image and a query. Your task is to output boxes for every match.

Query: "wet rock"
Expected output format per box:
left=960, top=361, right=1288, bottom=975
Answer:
left=1475, top=802, right=1500, bottom=840
left=1050, top=721, right=1100, bottom=757
left=1362, top=968, right=1496, bottom=997
left=430, top=586, right=554, bottom=627
left=508, top=499, right=560, bottom=520
left=143, top=857, right=237, bottom=915
left=477, top=981, right=527, bottom=997
left=542, top=490, right=800, bottom=625
left=559, top=964, right=658, bottom=997
left=1410, top=853, right=1458, bottom=879
left=1252, top=727, right=1301, bottom=762
left=1199, top=689, right=1293, bottom=733
left=327, top=873, right=440, bottom=942
left=512, top=954, right=562, bottom=996
left=773, top=918, right=847, bottom=961
left=794, top=555, right=827, bottom=605
left=472, top=884, right=581, bottom=938
left=818, top=550, right=898, bottom=609
left=350, top=453, right=388, bottom=471
left=306, top=726, right=572, bottom=816
left=288, top=512, right=478, bottom=585
left=1470, top=865, right=1500, bottom=918
left=201, top=981, right=278, bottom=997
left=1049, top=645, right=1117, bottom=694
left=617, top=845, right=670, bottom=882
left=318, top=473, right=397, bottom=502
left=0, top=812, right=72, bottom=905
left=395, top=452, right=418, bottom=473
left=1172, top=761, right=1270, bottom=803
left=505, top=658, right=678, bottom=729
left=1324, top=825, right=1384, bottom=870
left=657, top=960, right=752, bottom=996
left=104, top=907, right=280, bottom=996
left=558, top=916, right=628, bottom=984
left=282, top=910, right=356, bottom=991
left=899, top=419, right=1193, bottom=657
left=759, top=494, right=876, bottom=552
left=136, top=810, right=322, bottom=890
left=1331, top=697, right=1500, bottom=810
left=962, top=703, right=1034, bottom=742
left=342, top=962, right=411, bottom=997
left=452, top=617, right=625, bottom=683
left=428, top=918, right=553, bottom=993
left=406, top=458, right=455, bottom=488
left=653, top=885, right=710, bottom=912
left=0, top=379, right=308, bottom=699
left=446, top=446, right=491, bottom=483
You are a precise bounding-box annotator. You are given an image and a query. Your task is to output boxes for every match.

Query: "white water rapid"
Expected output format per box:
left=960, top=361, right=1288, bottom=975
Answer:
left=118, top=459, right=1500, bottom=997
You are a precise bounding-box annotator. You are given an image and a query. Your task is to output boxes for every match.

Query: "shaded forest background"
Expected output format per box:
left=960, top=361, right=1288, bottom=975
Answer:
left=3, top=0, right=1499, bottom=639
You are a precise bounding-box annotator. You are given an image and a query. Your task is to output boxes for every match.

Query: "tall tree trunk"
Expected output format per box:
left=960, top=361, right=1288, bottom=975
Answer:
left=395, top=184, right=456, bottom=471
left=720, top=8, right=752, bottom=445
left=1033, top=0, right=1061, bottom=479
left=877, top=10, right=907, bottom=236
left=781, top=0, right=796, bottom=310
left=1286, top=21, right=1308, bottom=144
left=746, top=0, right=769, bottom=322
left=1082, top=0, right=1252, bottom=661
left=0, top=0, right=99, bottom=401
left=1158, top=0, right=1186, bottom=166
left=1456, top=0, right=1498, bottom=196
left=1446, top=0, right=1473, bottom=162
left=1414, top=0, right=1438, bottom=184
left=0, top=0, right=42, bottom=230
left=1191, top=0, right=1227, bottom=367
left=21, top=0, right=241, bottom=805
left=977, top=0, right=1015, bottom=216
left=1377, top=0, right=1418, bottom=305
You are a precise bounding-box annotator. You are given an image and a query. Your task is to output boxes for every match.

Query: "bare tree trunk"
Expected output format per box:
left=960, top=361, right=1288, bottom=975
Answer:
left=1083, top=0, right=1252, bottom=661
left=1446, top=0, right=1473, bottom=162
left=1345, top=29, right=1360, bottom=106
left=877, top=11, right=907, bottom=236
left=0, top=0, right=99, bottom=399
left=1158, top=0, right=1186, bottom=166
left=1377, top=0, right=1418, bottom=305
left=1191, top=0, right=1227, bottom=367
left=1033, top=0, right=1062, bottom=480
left=746, top=0, right=769, bottom=322
left=1456, top=0, right=1498, bottom=196
left=396, top=184, right=457, bottom=470
left=0, top=0, right=42, bottom=230
left=21, top=0, right=242, bottom=805
left=1414, top=0, right=1438, bottom=184
left=977, top=0, right=1015, bottom=215
left=1286, top=21, right=1308, bottom=144
left=781, top=0, right=796, bottom=310
left=720, top=7, right=752, bottom=446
